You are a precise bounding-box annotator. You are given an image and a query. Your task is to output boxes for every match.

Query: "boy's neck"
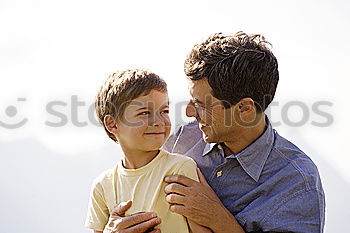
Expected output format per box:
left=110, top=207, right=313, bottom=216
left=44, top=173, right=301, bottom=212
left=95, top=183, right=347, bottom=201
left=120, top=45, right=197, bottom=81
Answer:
left=121, top=148, right=160, bottom=169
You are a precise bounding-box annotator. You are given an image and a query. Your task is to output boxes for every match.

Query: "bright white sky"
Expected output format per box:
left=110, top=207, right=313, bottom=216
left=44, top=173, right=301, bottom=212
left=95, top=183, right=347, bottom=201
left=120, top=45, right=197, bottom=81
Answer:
left=1, top=0, right=350, bottom=184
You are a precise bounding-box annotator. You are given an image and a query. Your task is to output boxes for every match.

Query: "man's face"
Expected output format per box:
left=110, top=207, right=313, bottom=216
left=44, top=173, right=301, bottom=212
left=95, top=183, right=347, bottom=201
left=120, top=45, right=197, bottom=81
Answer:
left=186, top=79, right=240, bottom=143
left=115, top=90, right=171, bottom=152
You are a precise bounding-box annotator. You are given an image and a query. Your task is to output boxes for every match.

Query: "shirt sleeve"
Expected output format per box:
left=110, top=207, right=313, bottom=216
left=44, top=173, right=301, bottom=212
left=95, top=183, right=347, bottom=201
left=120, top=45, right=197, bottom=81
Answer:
left=177, top=158, right=199, bottom=182
left=162, top=125, right=183, bottom=153
left=261, top=189, right=325, bottom=233
left=84, top=180, right=110, bottom=231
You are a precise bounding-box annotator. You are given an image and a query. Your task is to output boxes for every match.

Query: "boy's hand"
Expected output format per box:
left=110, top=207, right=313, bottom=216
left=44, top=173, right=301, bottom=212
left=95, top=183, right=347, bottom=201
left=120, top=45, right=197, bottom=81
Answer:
left=103, top=200, right=161, bottom=233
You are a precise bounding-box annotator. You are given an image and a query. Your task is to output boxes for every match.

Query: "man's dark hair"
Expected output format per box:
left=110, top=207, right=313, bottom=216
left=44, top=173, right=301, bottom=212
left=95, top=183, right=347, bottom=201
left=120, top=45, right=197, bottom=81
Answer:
left=184, top=31, right=279, bottom=112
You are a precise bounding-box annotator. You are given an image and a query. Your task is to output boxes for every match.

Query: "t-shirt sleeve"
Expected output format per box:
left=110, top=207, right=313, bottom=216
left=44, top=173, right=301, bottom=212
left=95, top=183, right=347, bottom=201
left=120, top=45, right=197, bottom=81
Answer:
left=177, top=158, right=199, bottom=182
left=84, top=180, right=110, bottom=231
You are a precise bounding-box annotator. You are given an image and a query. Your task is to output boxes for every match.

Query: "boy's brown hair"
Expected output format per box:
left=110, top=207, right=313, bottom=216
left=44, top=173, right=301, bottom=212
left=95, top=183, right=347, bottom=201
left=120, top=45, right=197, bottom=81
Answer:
left=95, top=69, right=167, bottom=142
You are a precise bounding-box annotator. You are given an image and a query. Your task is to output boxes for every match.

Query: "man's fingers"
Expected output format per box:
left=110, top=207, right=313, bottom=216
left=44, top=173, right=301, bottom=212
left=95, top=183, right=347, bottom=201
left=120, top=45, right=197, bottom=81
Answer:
left=165, top=193, right=186, bottom=205
left=164, top=183, right=189, bottom=195
left=124, top=216, right=161, bottom=233
left=111, top=200, right=133, bottom=217
left=169, top=204, right=187, bottom=216
left=118, top=212, right=158, bottom=229
left=164, top=174, right=197, bottom=187
left=196, top=168, right=209, bottom=186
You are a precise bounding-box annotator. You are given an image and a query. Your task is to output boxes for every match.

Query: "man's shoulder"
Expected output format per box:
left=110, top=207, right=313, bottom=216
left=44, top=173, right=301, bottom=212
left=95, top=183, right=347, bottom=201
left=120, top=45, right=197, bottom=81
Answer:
left=173, top=120, right=201, bottom=137
left=163, top=120, right=203, bottom=153
left=270, top=132, right=323, bottom=192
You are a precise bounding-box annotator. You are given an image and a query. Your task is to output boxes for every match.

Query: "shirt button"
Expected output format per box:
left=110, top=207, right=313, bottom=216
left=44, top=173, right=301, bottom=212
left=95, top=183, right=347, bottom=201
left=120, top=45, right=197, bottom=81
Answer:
left=217, top=170, right=222, bottom=177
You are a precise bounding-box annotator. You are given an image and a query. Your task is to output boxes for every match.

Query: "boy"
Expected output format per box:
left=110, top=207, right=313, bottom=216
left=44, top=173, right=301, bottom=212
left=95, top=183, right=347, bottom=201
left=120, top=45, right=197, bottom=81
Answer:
left=85, top=69, right=211, bottom=233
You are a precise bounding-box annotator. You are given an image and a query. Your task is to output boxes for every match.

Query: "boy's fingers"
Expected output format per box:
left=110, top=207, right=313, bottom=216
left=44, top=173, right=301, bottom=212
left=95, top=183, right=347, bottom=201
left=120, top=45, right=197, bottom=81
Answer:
left=118, top=212, right=159, bottom=229
left=124, top=216, right=161, bottom=233
left=148, top=230, right=161, bottom=233
left=111, top=200, right=132, bottom=217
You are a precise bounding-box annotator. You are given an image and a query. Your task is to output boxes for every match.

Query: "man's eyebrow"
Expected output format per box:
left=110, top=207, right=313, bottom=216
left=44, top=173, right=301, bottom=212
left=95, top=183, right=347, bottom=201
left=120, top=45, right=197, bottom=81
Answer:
left=160, top=104, right=169, bottom=109
left=193, top=98, right=204, bottom=105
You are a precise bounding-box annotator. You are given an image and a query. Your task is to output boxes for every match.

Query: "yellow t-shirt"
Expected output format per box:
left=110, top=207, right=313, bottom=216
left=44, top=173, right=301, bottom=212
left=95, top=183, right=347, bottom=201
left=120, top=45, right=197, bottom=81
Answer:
left=85, top=150, right=199, bottom=233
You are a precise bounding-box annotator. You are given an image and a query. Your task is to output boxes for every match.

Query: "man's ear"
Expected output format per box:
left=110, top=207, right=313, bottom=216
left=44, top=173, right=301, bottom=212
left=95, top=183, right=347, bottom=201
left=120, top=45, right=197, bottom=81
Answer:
left=104, top=115, right=118, bottom=134
left=239, top=98, right=255, bottom=114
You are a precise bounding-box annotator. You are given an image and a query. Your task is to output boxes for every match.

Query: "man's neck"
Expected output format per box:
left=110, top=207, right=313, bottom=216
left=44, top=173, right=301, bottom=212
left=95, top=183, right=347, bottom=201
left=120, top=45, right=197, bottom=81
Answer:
left=222, top=116, right=267, bottom=157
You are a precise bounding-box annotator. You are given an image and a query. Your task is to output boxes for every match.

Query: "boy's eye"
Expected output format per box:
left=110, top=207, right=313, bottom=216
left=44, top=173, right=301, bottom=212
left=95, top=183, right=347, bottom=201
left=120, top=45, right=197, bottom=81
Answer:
left=138, top=111, right=150, bottom=116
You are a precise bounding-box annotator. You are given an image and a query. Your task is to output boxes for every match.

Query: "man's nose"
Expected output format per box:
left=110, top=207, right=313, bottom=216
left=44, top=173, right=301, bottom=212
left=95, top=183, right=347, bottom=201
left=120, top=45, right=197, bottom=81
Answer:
left=186, top=101, right=198, bottom=118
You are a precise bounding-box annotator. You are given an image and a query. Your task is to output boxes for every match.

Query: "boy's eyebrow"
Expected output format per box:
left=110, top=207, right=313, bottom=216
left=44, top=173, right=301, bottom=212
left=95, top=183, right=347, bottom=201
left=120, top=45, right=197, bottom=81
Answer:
left=136, top=107, right=148, bottom=111
left=135, top=102, right=169, bottom=111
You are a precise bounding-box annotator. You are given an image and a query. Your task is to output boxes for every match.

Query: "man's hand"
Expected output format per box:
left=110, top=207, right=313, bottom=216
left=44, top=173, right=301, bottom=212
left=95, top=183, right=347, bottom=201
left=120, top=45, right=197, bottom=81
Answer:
left=164, top=168, right=245, bottom=233
left=103, top=200, right=161, bottom=233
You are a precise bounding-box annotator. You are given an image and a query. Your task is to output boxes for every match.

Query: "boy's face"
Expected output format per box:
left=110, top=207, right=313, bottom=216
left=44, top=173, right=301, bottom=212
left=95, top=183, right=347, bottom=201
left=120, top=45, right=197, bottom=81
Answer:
left=114, top=89, right=171, bottom=152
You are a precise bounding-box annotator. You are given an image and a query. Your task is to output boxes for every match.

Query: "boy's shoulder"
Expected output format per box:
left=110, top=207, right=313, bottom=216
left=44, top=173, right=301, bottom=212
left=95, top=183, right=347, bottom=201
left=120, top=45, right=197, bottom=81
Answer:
left=92, top=166, right=116, bottom=187
left=160, top=150, right=199, bottom=181
left=160, top=149, right=197, bottom=169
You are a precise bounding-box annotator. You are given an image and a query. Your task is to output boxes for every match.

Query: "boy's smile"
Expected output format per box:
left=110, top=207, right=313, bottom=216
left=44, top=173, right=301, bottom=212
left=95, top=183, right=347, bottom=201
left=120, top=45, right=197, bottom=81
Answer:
left=111, top=89, right=171, bottom=168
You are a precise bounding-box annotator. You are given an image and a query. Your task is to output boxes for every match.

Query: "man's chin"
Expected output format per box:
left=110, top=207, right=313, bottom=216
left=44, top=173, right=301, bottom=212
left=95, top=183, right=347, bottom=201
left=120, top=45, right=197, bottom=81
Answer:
left=202, top=133, right=215, bottom=143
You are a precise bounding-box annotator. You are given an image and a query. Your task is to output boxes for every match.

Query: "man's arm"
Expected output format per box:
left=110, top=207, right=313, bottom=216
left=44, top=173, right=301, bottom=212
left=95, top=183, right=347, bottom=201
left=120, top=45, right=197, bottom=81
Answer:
left=261, top=189, right=325, bottom=233
left=164, top=168, right=245, bottom=233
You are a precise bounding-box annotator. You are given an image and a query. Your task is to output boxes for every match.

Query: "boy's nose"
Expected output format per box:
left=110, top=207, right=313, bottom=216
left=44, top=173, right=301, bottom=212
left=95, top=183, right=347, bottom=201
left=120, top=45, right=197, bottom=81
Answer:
left=186, top=100, right=198, bottom=118
left=152, top=113, right=165, bottom=127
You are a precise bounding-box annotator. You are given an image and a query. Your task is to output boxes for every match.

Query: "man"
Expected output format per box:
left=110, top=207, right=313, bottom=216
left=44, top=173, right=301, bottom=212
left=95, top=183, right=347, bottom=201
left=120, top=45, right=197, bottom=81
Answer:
left=103, top=32, right=325, bottom=233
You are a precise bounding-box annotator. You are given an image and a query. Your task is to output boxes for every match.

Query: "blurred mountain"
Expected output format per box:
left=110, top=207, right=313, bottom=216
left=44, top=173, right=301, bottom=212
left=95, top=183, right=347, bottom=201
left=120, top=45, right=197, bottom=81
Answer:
left=0, top=138, right=120, bottom=233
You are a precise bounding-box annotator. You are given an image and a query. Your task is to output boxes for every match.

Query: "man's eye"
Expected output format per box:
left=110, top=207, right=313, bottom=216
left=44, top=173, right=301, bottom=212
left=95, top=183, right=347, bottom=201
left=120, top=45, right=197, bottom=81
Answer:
left=194, top=102, right=204, bottom=109
left=162, top=109, right=169, bottom=114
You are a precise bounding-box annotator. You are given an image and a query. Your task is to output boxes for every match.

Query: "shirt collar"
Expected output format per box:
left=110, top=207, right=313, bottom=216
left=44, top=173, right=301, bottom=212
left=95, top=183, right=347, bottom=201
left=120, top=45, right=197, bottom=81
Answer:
left=202, top=117, right=275, bottom=182
left=232, top=118, right=275, bottom=182
left=202, top=142, right=218, bottom=156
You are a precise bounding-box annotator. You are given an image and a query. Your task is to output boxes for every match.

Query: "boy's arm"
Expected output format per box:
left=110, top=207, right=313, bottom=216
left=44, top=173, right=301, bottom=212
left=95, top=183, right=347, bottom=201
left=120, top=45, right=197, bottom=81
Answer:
left=175, top=159, right=212, bottom=233
left=85, top=180, right=110, bottom=232
left=188, top=219, right=213, bottom=233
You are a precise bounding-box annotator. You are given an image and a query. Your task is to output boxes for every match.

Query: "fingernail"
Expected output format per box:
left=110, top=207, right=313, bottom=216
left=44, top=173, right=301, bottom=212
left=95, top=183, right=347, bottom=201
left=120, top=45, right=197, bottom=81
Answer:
left=151, top=212, right=157, bottom=218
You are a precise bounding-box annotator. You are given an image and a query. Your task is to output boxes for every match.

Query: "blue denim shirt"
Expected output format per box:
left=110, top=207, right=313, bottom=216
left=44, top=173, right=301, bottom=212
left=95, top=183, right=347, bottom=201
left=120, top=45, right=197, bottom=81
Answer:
left=163, top=119, right=325, bottom=233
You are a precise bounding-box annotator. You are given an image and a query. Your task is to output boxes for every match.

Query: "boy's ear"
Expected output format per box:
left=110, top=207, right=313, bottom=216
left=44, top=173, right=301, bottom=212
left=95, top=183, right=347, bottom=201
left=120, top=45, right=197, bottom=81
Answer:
left=104, top=115, right=118, bottom=134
